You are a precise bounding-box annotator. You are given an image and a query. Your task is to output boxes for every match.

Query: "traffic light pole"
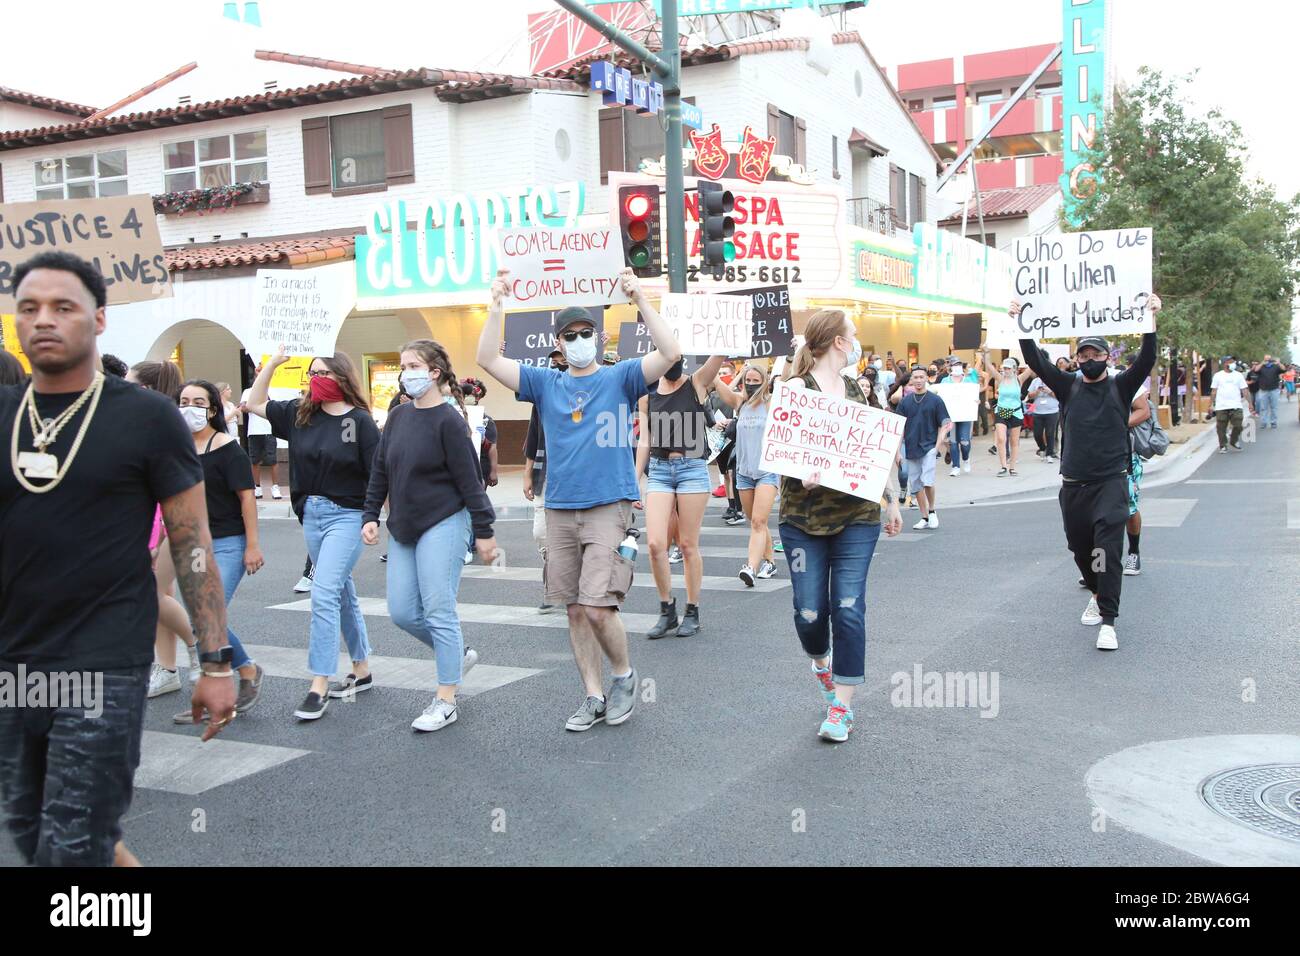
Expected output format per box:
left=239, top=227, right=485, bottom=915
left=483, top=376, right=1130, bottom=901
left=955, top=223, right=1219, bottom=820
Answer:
left=553, top=0, right=687, bottom=293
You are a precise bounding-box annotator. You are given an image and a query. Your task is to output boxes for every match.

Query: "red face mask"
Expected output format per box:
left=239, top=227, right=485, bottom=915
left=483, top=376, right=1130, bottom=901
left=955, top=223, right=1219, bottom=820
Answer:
left=309, top=375, right=344, bottom=404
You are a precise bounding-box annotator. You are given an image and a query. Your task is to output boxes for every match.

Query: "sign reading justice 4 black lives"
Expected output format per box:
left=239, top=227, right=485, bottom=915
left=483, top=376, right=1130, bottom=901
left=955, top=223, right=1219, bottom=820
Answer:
left=1010, top=227, right=1154, bottom=341
left=0, top=195, right=170, bottom=312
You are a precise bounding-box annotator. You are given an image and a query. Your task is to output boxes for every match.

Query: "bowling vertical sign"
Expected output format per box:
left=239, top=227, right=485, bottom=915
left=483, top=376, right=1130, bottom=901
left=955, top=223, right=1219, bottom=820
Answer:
left=1060, top=0, right=1110, bottom=225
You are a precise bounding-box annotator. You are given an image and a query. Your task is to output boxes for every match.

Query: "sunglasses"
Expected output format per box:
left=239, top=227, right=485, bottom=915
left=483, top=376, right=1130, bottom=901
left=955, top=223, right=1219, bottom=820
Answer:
left=560, top=328, right=595, bottom=343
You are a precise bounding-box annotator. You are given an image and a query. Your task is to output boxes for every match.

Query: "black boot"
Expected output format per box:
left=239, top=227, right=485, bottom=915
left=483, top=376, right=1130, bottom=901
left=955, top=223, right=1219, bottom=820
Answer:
left=675, top=604, right=701, bottom=637
left=647, top=599, right=679, bottom=640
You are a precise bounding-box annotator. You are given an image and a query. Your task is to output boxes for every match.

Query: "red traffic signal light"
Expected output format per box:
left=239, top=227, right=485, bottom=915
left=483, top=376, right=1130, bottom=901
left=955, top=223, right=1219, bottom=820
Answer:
left=617, top=185, right=662, bottom=278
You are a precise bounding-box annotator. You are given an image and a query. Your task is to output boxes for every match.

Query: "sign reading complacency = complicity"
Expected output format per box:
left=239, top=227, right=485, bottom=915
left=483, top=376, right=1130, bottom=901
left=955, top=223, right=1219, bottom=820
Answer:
left=1008, top=227, right=1155, bottom=341
left=760, top=380, right=904, bottom=502
left=496, top=225, right=630, bottom=310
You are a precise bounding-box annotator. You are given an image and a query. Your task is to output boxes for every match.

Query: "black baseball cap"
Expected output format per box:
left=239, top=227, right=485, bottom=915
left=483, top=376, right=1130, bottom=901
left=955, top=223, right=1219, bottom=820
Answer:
left=1077, top=336, right=1109, bottom=354
left=553, top=306, right=594, bottom=334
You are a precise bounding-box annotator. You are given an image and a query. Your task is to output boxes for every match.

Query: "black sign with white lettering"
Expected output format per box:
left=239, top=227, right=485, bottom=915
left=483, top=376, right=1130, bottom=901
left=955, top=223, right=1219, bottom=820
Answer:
left=506, top=308, right=604, bottom=366
left=617, top=318, right=708, bottom=375
left=722, top=284, right=793, bottom=358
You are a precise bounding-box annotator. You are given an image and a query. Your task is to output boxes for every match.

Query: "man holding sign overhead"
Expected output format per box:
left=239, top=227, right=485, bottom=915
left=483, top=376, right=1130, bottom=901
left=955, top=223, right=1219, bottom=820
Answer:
left=1012, top=293, right=1162, bottom=653
left=476, top=267, right=681, bottom=734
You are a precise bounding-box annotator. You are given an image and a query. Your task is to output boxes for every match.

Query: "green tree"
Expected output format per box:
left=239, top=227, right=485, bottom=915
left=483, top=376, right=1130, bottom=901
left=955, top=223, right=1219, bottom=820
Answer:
left=1071, top=68, right=1299, bottom=360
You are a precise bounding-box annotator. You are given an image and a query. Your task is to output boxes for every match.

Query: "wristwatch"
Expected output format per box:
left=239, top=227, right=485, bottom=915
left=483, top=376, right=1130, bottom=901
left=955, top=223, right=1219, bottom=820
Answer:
left=199, top=646, right=234, bottom=667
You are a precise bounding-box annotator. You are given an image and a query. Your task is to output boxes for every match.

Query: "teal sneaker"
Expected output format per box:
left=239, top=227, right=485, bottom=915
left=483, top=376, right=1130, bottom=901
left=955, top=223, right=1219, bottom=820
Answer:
left=811, top=661, right=836, bottom=704
left=818, top=701, right=853, bottom=743
left=773, top=541, right=784, bottom=553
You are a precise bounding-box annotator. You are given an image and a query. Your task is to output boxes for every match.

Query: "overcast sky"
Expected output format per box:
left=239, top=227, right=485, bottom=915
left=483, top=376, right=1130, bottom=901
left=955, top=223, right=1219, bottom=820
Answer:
left=7, top=0, right=1295, bottom=199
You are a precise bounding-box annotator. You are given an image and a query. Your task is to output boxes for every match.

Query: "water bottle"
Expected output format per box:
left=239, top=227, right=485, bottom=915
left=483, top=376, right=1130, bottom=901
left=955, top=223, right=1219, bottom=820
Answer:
left=618, top=527, right=640, bottom=562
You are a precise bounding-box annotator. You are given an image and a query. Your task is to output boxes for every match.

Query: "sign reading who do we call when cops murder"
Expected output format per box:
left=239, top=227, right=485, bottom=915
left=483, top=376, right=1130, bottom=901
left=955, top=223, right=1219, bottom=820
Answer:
left=761, top=380, right=905, bottom=502
left=1009, top=227, right=1155, bottom=341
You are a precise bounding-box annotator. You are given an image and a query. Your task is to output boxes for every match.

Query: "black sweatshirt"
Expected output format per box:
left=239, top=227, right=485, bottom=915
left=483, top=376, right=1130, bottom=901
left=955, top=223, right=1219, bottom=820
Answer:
left=1020, top=332, right=1156, bottom=483
left=362, top=400, right=495, bottom=545
left=266, top=399, right=380, bottom=519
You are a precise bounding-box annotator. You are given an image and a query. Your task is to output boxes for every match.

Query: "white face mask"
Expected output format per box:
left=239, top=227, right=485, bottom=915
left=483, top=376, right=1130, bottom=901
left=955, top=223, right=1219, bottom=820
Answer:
left=180, top=406, right=209, bottom=433
left=400, top=369, right=433, bottom=398
left=872, top=359, right=882, bottom=370
left=564, top=334, right=598, bottom=369
left=839, top=336, right=862, bottom=376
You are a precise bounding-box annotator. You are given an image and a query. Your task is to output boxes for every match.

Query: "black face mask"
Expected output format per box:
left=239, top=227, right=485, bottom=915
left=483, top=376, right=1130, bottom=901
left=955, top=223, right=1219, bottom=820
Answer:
left=664, top=359, right=684, bottom=382
left=1079, top=359, right=1108, bottom=379
left=744, top=383, right=761, bottom=398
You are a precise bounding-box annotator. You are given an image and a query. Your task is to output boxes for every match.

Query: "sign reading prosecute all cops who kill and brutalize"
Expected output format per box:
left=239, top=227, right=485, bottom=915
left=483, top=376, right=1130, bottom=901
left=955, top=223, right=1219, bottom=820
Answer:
left=1007, top=227, right=1155, bottom=341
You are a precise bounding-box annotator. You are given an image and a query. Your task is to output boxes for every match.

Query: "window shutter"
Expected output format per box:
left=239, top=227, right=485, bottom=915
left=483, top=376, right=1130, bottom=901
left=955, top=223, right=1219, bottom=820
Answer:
left=889, top=164, right=904, bottom=224
left=767, top=103, right=780, bottom=141
left=795, top=117, right=807, bottom=167
left=831, top=136, right=839, bottom=179
left=301, top=117, right=331, bottom=195
left=914, top=174, right=927, bottom=222
left=383, top=104, right=415, bottom=186
left=598, top=108, right=625, bottom=185
left=0, top=163, right=4, bottom=202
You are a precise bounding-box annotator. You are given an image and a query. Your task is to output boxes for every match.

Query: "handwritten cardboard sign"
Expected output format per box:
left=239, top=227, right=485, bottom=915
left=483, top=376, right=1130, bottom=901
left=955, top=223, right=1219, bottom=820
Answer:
left=497, top=226, right=630, bottom=310
left=251, top=263, right=356, bottom=357
left=661, top=292, right=754, bottom=356
left=507, top=307, right=603, bottom=366
left=0, top=195, right=170, bottom=312
left=723, top=284, right=793, bottom=357
left=931, top=381, right=979, bottom=423
left=1009, top=227, right=1154, bottom=341
left=760, top=379, right=904, bottom=501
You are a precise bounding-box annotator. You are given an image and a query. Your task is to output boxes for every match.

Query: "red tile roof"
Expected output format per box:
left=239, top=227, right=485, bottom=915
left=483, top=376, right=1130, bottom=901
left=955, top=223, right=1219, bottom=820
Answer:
left=0, top=85, right=98, bottom=118
left=166, top=236, right=355, bottom=271
left=938, top=183, right=1060, bottom=223
left=255, top=50, right=398, bottom=77
left=85, top=62, right=199, bottom=123
left=435, top=70, right=586, bottom=102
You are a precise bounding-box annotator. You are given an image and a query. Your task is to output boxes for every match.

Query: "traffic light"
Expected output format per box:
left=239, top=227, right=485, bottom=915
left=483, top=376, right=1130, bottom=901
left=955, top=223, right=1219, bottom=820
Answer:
left=698, top=181, right=735, bottom=276
left=617, top=185, right=661, bottom=278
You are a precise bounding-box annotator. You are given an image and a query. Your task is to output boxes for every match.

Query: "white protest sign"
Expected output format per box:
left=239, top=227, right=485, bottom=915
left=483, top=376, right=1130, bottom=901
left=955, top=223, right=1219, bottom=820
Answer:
left=760, top=380, right=904, bottom=501
left=467, top=406, right=485, bottom=458
left=497, top=226, right=630, bottom=310
left=930, top=382, right=979, bottom=422
left=1011, top=227, right=1155, bottom=341
left=252, top=263, right=356, bottom=356
left=660, top=292, right=754, bottom=356
left=1042, top=343, right=1071, bottom=365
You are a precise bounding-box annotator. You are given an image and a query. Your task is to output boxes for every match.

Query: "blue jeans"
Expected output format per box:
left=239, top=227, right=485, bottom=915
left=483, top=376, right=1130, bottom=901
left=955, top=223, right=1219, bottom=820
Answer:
left=1256, top=388, right=1279, bottom=427
left=950, top=421, right=972, bottom=465
left=779, top=521, right=881, bottom=685
left=302, top=496, right=370, bottom=677
left=211, top=534, right=252, bottom=670
left=386, top=509, right=472, bottom=686
left=646, top=456, right=712, bottom=494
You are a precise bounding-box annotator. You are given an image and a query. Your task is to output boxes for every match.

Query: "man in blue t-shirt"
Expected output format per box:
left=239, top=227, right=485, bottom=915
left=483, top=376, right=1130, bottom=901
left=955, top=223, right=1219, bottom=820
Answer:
left=893, top=366, right=952, bottom=531
left=477, top=267, right=681, bottom=733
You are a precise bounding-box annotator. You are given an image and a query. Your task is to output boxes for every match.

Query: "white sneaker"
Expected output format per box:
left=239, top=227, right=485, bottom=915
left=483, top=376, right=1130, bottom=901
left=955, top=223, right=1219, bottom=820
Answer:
left=1096, top=624, right=1118, bottom=651
left=1081, top=596, right=1102, bottom=626
left=412, top=698, right=458, bottom=732
left=463, top=550, right=474, bottom=565
left=950, top=467, right=960, bottom=477
left=186, top=643, right=201, bottom=681
left=738, top=564, right=756, bottom=587
left=271, top=484, right=283, bottom=500
left=293, top=575, right=313, bottom=593
left=913, top=518, right=930, bottom=530
left=254, top=486, right=263, bottom=499
left=927, top=512, right=939, bottom=529
left=147, top=663, right=181, bottom=698
left=962, top=462, right=971, bottom=473
left=463, top=648, right=479, bottom=677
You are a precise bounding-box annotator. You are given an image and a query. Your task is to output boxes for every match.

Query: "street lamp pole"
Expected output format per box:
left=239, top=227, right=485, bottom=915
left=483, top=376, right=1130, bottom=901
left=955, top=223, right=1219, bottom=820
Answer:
left=553, top=0, right=687, bottom=293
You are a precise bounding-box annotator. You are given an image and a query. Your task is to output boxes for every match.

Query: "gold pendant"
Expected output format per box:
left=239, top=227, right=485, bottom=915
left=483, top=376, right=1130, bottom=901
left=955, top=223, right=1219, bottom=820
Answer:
left=571, top=409, right=583, bottom=423
left=17, top=451, right=59, bottom=479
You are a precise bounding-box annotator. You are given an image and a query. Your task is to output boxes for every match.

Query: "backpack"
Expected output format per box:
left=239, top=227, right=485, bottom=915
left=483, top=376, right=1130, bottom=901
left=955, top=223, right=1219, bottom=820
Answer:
left=1131, top=396, right=1169, bottom=459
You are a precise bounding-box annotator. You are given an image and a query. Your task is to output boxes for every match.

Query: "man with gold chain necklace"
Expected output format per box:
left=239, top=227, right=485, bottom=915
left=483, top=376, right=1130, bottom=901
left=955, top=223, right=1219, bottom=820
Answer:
left=0, top=251, right=234, bottom=867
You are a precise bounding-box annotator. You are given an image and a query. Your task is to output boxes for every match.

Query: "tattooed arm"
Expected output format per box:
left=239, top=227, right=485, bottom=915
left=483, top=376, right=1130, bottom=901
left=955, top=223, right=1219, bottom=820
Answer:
left=161, top=483, right=236, bottom=737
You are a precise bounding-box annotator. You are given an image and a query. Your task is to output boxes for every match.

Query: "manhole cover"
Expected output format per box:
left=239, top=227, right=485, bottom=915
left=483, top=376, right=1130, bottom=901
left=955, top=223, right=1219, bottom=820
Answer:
left=1201, top=764, right=1300, bottom=843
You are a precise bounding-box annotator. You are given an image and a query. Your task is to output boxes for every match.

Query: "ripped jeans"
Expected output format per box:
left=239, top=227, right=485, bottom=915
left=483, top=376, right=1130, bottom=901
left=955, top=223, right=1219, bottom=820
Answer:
left=950, top=421, right=972, bottom=466
left=779, top=521, right=880, bottom=685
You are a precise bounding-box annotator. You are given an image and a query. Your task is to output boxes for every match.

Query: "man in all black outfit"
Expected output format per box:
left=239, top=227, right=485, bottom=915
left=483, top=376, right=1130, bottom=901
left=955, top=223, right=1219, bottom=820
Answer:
left=1012, top=293, right=1163, bottom=652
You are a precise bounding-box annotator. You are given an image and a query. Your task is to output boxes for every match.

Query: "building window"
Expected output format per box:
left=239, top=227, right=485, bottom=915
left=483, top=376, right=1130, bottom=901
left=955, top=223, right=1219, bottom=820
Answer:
left=909, top=172, right=926, bottom=226
left=766, top=104, right=807, bottom=166
left=34, top=150, right=129, bottom=200
left=163, top=131, right=267, bottom=192
left=623, top=110, right=666, bottom=173
left=907, top=99, right=924, bottom=111
left=329, top=111, right=385, bottom=189
left=975, top=90, right=1005, bottom=104
left=932, top=95, right=956, bottom=109
left=832, top=135, right=839, bottom=179
left=1035, top=81, right=1062, bottom=96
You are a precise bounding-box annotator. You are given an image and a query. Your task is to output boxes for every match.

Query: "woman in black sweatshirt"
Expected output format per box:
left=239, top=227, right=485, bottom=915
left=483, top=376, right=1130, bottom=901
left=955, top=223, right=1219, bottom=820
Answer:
left=362, top=340, right=499, bottom=733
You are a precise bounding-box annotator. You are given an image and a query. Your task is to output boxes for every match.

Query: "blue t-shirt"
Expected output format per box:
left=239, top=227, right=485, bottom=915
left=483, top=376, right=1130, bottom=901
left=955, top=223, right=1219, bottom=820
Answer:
left=517, top=360, right=647, bottom=509
left=898, top=389, right=951, bottom=460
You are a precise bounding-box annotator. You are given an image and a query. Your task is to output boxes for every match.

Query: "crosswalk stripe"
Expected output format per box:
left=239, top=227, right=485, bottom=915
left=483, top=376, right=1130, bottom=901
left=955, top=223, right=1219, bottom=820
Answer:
left=1135, top=498, right=1197, bottom=528
left=267, top=598, right=665, bottom=632
left=135, top=730, right=311, bottom=795
left=459, top=565, right=790, bottom=592
left=695, top=525, right=924, bottom=542
left=1288, top=499, right=1300, bottom=530
left=1186, top=479, right=1297, bottom=485
left=241, top=643, right=544, bottom=697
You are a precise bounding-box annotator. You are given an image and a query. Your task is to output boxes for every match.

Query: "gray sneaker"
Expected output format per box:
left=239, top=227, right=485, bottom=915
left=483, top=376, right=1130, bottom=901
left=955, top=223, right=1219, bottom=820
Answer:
left=564, top=695, right=607, bottom=732
left=605, top=668, right=638, bottom=726
left=235, top=663, right=264, bottom=713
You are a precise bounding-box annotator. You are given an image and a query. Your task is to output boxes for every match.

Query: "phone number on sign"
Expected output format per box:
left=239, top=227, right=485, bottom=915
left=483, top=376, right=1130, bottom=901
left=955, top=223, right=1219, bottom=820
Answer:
left=687, top=265, right=803, bottom=284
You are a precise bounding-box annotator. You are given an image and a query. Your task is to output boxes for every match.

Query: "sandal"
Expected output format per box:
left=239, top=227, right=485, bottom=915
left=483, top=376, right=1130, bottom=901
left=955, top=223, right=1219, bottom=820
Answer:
left=996, top=467, right=1008, bottom=477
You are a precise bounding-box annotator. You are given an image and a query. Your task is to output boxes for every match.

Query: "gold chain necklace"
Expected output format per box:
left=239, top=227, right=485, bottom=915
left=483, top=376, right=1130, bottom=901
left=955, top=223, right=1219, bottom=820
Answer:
left=10, top=371, right=105, bottom=494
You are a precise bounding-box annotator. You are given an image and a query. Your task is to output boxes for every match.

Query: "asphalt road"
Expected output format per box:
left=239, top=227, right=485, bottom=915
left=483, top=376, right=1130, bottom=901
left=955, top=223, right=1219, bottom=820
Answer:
left=4, top=413, right=1297, bottom=867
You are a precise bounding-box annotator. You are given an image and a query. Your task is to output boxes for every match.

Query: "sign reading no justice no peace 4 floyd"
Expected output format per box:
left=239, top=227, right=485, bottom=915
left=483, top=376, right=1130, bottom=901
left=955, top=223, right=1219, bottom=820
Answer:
left=1007, top=227, right=1154, bottom=341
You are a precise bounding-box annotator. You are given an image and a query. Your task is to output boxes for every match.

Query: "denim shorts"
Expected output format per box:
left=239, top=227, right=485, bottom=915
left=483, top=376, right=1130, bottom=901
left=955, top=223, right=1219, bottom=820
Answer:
left=736, top=471, right=780, bottom=491
left=646, top=456, right=711, bottom=494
